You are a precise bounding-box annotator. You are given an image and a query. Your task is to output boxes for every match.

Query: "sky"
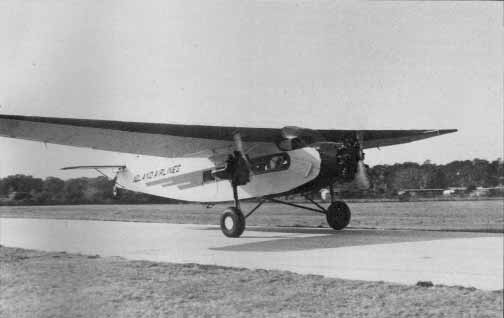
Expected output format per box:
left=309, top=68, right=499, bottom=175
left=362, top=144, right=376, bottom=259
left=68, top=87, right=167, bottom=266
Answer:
left=0, top=1, right=502, bottom=178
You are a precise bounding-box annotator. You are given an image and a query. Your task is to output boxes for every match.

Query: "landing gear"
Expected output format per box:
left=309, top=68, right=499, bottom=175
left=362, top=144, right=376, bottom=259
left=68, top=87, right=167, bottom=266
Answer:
left=112, top=184, right=121, bottom=199
left=218, top=131, right=353, bottom=237
left=268, top=197, right=351, bottom=231
left=219, top=149, right=251, bottom=238
left=220, top=207, right=246, bottom=238
left=218, top=195, right=351, bottom=237
left=326, top=201, right=351, bottom=230
left=325, top=184, right=351, bottom=230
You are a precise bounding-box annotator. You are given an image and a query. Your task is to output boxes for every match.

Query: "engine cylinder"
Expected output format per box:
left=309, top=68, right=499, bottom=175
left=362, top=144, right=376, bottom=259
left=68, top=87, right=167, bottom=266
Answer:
left=313, top=140, right=360, bottom=184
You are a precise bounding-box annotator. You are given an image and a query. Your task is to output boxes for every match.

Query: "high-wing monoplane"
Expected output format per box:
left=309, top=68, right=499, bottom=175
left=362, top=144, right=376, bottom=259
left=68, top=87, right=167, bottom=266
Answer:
left=0, top=114, right=456, bottom=237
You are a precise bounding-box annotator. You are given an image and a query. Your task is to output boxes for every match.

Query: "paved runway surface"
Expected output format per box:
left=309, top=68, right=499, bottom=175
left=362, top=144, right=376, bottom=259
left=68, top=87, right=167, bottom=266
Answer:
left=1, top=218, right=502, bottom=290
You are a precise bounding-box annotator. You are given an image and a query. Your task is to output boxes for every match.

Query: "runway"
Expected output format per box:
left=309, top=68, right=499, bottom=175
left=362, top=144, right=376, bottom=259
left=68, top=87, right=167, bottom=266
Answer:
left=1, top=218, right=502, bottom=290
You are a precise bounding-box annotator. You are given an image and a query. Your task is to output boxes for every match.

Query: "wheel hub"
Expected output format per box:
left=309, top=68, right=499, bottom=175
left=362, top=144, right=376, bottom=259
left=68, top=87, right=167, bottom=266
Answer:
left=224, top=216, right=234, bottom=230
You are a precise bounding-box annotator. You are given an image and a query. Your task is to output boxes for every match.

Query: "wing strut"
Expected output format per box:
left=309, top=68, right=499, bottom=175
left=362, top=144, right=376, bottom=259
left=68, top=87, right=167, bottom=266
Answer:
left=61, top=165, right=126, bottom=170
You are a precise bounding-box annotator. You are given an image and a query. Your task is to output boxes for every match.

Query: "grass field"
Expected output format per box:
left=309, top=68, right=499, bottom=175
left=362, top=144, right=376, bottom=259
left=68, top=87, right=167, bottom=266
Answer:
left=1, top=201, right=502, bottom=317
left=1, top=246, right=502, bottom=318
left=1, top=200, right=502, bottom=232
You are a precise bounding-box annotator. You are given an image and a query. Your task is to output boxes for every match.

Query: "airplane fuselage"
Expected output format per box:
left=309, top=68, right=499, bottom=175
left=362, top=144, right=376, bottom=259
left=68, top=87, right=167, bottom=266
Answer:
left=115, top=138, right=362, bottom=203
left=116, top=147, right=322, bottom=202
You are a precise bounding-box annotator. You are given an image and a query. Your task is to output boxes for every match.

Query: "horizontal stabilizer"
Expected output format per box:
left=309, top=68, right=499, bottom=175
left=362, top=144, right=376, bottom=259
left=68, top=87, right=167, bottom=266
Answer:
left=61, top=165, right=126, bottom=170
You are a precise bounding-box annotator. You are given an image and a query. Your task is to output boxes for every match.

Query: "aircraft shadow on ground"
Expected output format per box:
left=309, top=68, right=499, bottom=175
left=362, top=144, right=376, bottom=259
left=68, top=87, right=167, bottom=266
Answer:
left=201, top=226, right=490, bottom=252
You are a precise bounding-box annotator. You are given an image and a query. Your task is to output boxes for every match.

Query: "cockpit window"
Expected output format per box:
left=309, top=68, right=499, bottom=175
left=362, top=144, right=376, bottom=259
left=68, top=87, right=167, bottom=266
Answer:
left=250, top=153, right=290, bottom=174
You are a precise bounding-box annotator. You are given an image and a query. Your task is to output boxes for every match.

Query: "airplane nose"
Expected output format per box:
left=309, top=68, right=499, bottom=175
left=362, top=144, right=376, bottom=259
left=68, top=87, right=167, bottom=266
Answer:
left=313, top=141, right=360, bottom=184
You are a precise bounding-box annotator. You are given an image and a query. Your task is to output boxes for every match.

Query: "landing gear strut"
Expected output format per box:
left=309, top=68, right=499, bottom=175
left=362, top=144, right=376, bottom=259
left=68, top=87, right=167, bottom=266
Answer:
left=218, top=184, right=351, bottom=238
left=219, top=148, right=254, bottom=237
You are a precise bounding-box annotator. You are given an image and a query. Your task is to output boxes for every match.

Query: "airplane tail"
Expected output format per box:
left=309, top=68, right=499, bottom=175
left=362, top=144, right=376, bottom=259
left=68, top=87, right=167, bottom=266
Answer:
left=61, top=165, right=127, bottom=198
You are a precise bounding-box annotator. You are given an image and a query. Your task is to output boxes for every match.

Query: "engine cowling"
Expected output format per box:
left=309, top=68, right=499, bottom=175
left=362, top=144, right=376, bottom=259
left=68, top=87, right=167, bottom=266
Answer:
left=277, top=127, right=369, bottom=190
left=313, top=140, right=362, bottom=184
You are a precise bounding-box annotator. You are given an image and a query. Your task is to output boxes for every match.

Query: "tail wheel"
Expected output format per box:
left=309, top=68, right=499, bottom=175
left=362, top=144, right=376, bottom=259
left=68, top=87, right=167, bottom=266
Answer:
left=326, top=201, right=351, bottom=230
left=220, top=207, right=246, bottom=238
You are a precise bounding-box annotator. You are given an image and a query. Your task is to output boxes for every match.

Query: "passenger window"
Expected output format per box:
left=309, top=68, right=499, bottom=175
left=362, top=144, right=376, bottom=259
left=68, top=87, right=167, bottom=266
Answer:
left=250, top=153, right=290, bottom=174
left=207, top=153, right=290, bottom=181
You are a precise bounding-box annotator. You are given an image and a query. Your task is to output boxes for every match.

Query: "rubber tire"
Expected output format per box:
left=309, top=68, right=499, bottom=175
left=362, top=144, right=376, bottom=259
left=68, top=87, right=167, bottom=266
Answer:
left=220, top=207, right=246, bottom=238
left=326, top=201, right=351, bottom=230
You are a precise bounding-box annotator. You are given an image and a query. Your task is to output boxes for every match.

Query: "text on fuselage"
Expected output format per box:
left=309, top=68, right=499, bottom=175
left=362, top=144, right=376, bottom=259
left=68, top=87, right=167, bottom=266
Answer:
left=133, top=164, right=181, bottom=183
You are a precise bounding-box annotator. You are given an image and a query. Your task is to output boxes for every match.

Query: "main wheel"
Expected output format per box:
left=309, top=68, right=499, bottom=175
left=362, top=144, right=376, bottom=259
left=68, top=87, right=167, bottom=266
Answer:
left=220, top=207, right=246, bottom=237
left=326, top=201, right=351, bottom=230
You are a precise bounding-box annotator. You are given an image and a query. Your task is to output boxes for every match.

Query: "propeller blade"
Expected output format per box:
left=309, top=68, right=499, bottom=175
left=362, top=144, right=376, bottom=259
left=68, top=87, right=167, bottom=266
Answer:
left=233, top=131, right=245, bottom=152
left=354, top=160, right=370, bottom=190
left=232, top=131, right=254, bottom=176
left=352, top=131, right=370, bottom=189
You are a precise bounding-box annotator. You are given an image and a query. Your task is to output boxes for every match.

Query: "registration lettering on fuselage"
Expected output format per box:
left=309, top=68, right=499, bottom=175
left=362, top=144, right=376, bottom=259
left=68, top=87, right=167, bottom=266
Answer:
left=133, top=164, right=181, bottom=183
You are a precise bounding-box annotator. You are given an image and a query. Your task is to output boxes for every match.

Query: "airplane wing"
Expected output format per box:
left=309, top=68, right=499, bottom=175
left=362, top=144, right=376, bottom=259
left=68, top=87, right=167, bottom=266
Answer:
left=0, top=114, right=456, bottom=157
left=317, top=129, right=458, bottom=149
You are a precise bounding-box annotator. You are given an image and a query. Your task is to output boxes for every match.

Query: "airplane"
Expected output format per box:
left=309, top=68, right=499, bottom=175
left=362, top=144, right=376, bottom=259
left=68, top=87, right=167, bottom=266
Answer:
left=0, top=114, right=457, bottom=237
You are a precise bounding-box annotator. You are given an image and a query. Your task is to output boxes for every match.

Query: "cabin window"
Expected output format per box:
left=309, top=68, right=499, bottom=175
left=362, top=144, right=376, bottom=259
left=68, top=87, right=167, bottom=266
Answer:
left=250, top=153, right=290, bottom=174
left=204, top=153, right=290, bottom=182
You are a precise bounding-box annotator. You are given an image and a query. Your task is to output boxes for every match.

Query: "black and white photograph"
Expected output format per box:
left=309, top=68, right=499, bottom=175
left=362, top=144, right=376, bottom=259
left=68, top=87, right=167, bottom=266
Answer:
left=0, top=1, right=502, bottom=317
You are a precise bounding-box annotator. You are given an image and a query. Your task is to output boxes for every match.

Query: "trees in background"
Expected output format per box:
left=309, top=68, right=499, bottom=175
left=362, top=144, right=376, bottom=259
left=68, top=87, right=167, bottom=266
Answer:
left=0, top=175, right=176, bottom=205
left=0, top=158, right=502, bottom=204
left=367, top=158, right=503, bottom=196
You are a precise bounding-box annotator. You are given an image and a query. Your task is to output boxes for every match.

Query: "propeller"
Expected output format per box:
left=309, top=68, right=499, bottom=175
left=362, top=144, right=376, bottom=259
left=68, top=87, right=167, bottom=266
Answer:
left=354, top=132, right=370, bottom=190
left=232, top=131, right=254, bottom=177
left=354, top=160, right=370, bottom=190
left=280, top=127, right=370, bottom=190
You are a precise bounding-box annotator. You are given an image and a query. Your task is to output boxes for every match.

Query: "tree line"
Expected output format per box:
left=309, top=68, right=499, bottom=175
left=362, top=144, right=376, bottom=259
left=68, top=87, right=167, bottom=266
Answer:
left=0, top=158, right=502, bottom=205
left=366, top=158, right=503, bottom=196
left=0, top=175, right=176, bottom=205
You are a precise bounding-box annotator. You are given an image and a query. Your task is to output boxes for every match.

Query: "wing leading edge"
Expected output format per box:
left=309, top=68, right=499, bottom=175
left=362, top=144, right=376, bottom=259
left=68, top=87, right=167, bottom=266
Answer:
left=0, top=114, right=457, bottom=157
left=318, top=129, right=458, bottom=149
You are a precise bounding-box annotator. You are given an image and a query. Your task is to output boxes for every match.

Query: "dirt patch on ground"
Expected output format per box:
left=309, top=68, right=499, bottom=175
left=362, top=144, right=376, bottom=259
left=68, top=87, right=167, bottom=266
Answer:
left=1, top=246, right=502, bottom=318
